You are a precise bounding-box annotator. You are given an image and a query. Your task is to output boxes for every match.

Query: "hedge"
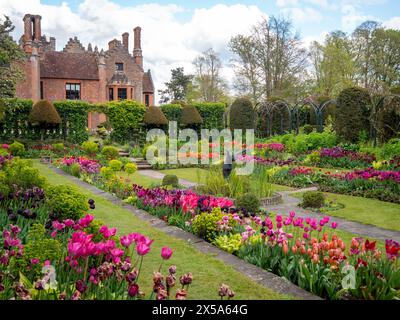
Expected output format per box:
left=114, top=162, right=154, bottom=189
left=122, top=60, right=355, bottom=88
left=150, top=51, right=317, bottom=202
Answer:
left=160, top=102, right=226, bottom=130
left=0, top=99, right=90, bottom=143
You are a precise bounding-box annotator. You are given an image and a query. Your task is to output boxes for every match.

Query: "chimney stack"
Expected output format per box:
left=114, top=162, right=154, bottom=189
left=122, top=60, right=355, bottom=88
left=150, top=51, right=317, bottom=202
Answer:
left=133, top=26, right=143, bottom=68
left=122, top=32, right=129, bottom=51
left=33, top=15, right=42, bottom=41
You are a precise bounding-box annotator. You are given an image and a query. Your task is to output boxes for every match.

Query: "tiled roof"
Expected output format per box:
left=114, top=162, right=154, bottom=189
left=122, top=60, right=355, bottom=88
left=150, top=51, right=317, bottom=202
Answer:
left=40, top=51, right=99, bottom=80
left=143, top=70, right=154, bottom=93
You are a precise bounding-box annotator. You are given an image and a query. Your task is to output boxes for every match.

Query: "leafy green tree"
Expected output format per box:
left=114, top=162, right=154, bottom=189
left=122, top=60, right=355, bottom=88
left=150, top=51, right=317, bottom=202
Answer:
left=158, top=67, right=193, bottom=104
left=312, top=31, right=355, bottom=96
left=0, top=16, right=25, bottom=98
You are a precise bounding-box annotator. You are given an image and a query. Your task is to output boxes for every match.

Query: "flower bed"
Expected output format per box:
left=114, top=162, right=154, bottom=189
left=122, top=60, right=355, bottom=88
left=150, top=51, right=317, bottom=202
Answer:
left=1, top=156, right=231, bottom=300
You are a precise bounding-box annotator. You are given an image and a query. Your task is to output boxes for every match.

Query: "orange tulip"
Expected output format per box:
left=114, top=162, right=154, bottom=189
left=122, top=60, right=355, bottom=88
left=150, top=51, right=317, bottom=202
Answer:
left=292, top=245, right=297, bottom=254
left=283, top=244, right=289, bottom=255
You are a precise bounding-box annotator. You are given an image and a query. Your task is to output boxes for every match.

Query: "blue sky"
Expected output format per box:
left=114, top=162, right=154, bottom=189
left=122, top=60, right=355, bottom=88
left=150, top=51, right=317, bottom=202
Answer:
left=38, top=0, right=400, bottom=38
left=2, top=0, right=400, bottom=96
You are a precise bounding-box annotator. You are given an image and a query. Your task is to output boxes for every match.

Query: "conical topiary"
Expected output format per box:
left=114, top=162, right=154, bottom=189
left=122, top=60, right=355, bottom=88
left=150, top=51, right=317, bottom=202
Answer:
left=28, top=99, right=62, bottom=125
left=143, top=106, right=168, bottom=126
left=28, top=100, right=62, bottom=140
left=180, top=105, right=203, bottom=126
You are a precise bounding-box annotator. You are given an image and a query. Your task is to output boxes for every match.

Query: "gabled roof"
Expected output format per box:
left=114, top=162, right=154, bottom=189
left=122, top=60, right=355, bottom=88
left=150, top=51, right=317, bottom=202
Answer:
left=40, top=51, right=99, bottom=80
left=143, top=70, right=154, bottom=93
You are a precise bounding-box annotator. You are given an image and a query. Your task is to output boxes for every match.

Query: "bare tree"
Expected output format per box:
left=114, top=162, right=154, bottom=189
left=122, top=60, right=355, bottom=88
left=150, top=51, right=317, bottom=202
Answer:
left=193, top=48, right=227, bottom=102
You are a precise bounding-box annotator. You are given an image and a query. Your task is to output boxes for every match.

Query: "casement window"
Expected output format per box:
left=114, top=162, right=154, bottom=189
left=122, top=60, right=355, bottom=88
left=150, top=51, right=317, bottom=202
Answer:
left=145, top=94, right=150, bottom=107
left=40, top=81, right=44, bottom=99
left=118, top=88, right=127, bottom=100
left=66, top=83, right=81, bottom=100
left=109, top=88, right=114, bottom=101
left=115, top=63, right=124, bottom=71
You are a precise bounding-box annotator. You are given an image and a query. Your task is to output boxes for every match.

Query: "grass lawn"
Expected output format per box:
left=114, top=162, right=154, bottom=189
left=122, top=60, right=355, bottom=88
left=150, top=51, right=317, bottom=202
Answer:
left=117, top=171, right=161, bottom=188
left=33, top=161, right=290, bottom=300
left=160, top=167, right=293, bottom=193
left=291, top=191, right=400, bottom=232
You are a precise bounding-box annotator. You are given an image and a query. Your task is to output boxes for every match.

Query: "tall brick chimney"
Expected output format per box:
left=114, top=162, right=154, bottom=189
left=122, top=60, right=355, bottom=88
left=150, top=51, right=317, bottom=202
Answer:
left=22, top=14, right=42, bottom=53
left=122, top=32, right=129, bottom=51
left=133, top=26, right=143, bottom=68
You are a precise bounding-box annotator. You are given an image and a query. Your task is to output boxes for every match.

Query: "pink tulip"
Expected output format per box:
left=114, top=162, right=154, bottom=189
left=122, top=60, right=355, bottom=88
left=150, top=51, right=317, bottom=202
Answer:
left=161, top=247, right=173, bottom=260
left=136, top=242, right=151, bottom=256
left=331, top=222, right=338, bottom=229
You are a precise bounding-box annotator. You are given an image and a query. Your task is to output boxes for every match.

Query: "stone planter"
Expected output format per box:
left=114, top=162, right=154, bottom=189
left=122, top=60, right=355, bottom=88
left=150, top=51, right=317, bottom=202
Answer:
left=40, top=155, right=52, bottom=164
left=259, top=192, right=282, bottom=206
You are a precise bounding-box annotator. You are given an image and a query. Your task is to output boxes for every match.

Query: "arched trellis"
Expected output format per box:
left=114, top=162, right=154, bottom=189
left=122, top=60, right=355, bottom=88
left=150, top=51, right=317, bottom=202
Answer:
left=293, top=98, right=336, bottom=133
left=256, top=100, right=293, bottom=137
left=371, top=93, right=400, bottom=145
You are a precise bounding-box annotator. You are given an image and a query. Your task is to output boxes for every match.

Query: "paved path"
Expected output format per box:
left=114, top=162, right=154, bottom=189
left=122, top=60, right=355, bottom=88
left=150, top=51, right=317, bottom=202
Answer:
left=139, top=170, right=400, bottom=242
left=48, top=166, right=319, bottom=300
left=138, top=169, right=197, bottom=188
left=263, top=188, right=400, bottom=243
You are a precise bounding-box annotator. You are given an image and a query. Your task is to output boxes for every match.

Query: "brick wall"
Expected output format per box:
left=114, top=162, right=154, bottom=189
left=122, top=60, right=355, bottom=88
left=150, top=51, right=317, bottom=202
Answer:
left=41, top=78, right=100, bottom=103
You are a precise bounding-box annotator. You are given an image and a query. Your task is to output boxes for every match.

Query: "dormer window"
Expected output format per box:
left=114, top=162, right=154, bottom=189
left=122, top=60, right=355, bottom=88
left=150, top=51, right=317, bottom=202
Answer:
left=115, top=63, right=124, bottom=71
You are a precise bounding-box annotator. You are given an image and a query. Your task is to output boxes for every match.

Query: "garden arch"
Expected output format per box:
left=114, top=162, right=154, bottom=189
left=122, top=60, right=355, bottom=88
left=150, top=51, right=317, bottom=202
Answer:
left=293, top=98, right=336, bottom=133
left=256, top=100, right=293, bottom=137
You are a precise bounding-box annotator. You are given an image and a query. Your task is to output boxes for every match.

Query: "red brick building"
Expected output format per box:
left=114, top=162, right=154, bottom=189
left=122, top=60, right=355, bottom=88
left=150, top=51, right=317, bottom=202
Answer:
left=15, top=14, right=155, bottom=129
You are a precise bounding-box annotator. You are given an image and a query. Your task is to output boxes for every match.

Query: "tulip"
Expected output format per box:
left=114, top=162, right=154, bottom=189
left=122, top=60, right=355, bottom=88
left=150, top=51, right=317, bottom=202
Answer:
left=168, top=265, right=177, bottom=275
left=175, top=289, right=188, bottom=300
left=331, top=222, right=338, bottom=229
left=161, top=247, right=173, bottom=260
left=136, top=242, right=151, bottom=256
left=128, top=284, right=139, bottom=297
left=75, top=280, right=87, bottom=294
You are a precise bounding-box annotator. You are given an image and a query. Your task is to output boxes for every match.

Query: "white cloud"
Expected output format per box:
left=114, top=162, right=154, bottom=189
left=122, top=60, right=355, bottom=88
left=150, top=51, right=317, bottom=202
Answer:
left=281, top=7, right=323, bottom=24
left=383, top=17, right=400, bottom=30
left=0, top=0, right=267, bottom=103
left=276, top=0, right=299, bottom=7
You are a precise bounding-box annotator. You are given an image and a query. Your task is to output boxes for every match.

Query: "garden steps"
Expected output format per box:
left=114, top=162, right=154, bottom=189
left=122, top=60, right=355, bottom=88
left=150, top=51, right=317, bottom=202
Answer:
left=128, top=157, right=152, bottom=170
left=262, top=191, right=400, bottom=243
left=46, top=165, right=321, bottom=300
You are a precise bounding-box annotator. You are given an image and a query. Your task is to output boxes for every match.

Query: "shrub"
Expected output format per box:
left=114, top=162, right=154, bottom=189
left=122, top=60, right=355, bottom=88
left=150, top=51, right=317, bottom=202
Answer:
left=229, top=97, right=255, bottom=130
left=82, top=141, right=99, bottom=156
left=124, top=162, right=137, bottom=175
left=2, top=158, right=46, bottom=189
left=193, top=102, right=226, bottom=130
left=46, top=185, right=89, bottom=221
left=104, top=100, right=146, bottom=144
left=100, top=166, right=115, bottom=179
left=52, top=143, right=64, bottom=154
left=235, top=192, right=260, bottom=213
left=9, top=141, right=25, bottom=156
left=300, top=191, right=325, bottom=209
left=70, top=163, right=81, bottom=177
left=381, top=138, right=400, bottom=160
left=143, top=106, right=168, bottom=126
left=28, top=100, right=62, bottom=140
left=303, top=124, right=315, bottom=134
left=162, top=174, right=179, bottom=187
left=161, top=104, right=182, bottom=122
left=101, top=146, right=119, bottom=160
left=192, top=207, right=224, bottom=241
left=334, top=87, right=371, bottom=143
left=180, top=105, right=203, bottom=126
left=109, top=159, right=123, bottom=172
left=214, top=234, right=243, bottom=254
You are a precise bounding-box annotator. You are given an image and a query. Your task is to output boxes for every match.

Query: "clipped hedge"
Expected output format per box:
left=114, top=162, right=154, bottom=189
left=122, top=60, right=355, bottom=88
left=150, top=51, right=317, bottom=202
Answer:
left=144, top=106, right=168, bottom=126
left=161, top=104, right=182, bottom=122
left=98, top=100, right=146, bottom=144
left=193, top=102, right=226, bottom=130
left=229, top=98, right=255, bottom=130
left=0, top=99, right=90, bottom=143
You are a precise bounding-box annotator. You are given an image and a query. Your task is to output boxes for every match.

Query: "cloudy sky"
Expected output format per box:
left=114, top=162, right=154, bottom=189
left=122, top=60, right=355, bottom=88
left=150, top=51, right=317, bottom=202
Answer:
left=1, top=0, right=400, bottom=101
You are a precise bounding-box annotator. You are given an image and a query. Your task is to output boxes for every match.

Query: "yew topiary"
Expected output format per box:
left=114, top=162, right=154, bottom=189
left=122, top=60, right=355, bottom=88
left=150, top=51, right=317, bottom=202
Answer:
left=180, top=105, right=203, bottom=126
left=144, top=106, right=168, bottom=126
left=334, top=87, right=371, bottom=143
left=28, top=100, right=61, bottom=140
left=229, top=97, right=255, bottom=130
